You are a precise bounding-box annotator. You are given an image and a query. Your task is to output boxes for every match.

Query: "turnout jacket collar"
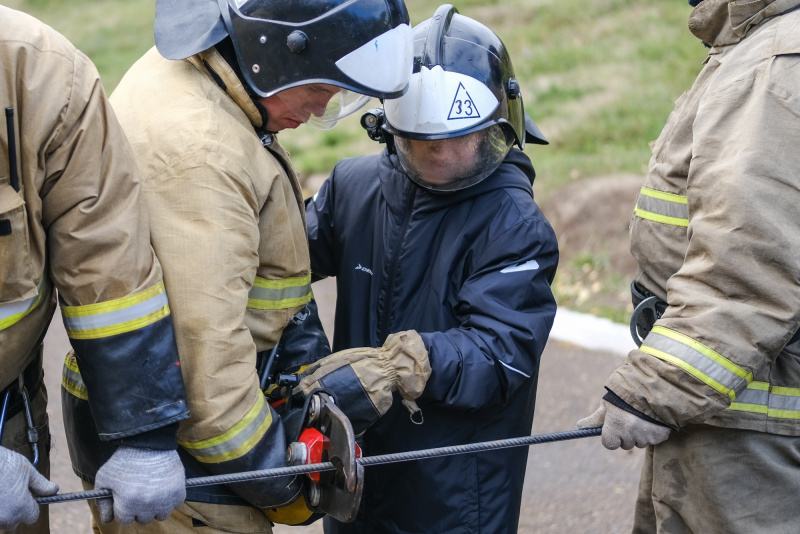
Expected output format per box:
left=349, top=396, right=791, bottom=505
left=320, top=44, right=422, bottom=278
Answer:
left=690, top=0, right=800, bottom=48
left=189, top=47, right=263, bottom=129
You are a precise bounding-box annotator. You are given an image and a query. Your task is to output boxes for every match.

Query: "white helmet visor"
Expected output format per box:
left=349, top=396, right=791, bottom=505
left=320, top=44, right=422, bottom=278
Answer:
left=306, top=90, right=372, bottom=131
left=335, top=23, right=414, bottom=97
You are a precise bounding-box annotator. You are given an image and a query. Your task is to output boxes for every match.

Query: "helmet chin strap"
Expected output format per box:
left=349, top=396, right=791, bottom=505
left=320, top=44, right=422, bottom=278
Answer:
left=214, top=36, right=271, bottom=130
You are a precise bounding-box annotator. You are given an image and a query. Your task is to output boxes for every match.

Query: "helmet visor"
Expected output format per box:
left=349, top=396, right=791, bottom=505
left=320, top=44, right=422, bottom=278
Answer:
left=395, top=124, right=514, bottom=191
left=306, top=89, right=372, bottom=131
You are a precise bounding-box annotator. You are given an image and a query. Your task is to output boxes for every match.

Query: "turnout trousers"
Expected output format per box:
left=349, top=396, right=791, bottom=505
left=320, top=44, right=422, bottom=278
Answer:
left=81, top=484, right=275, bottom=534
left=633, top=424, right=800, bottom=534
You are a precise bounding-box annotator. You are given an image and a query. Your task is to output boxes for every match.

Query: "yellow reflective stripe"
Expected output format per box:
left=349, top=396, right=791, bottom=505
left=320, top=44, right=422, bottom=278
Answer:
left=768, top=386, right=800, bottom=419
left=640, top=344, right=735, bottom=400
left=727, top=402, right=769, bottom=414
left=634, top=187, right=689, bottom=227
left=62, top=281, right=170, bottom=340
left=726, top=382, right=800, bottom=419
left=634, top=208, right=689, bottom=227
left=247, top=275, right=312, bottom=311
left=61, top=354, right=88, bottom=401
left=640, top=187, right=687, bottom=204
left=652, top=327, right=752, bottom=382
left=179, top=394, right=272, bottom=463
left=728, top=381, right=769, bottom=413
left=0, top=277, right=45, bottom=330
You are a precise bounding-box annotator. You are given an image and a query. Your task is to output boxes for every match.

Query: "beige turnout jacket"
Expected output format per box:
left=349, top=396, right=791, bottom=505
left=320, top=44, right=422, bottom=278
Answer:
left=0, top=6, right=187, bottom=438
left=608, top=0, right=800, bottom=436
left=110, top=45, right=312, bottom=512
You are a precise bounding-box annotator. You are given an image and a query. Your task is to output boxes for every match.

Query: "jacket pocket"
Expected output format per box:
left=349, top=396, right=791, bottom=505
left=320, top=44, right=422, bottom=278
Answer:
left=0, top=183, right=37, bottom=304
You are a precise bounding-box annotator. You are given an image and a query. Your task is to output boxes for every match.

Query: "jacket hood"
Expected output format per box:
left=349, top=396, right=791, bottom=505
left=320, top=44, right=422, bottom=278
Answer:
left=689, top=0, right=800, bottom=47
left=379, top=147, right=536, bottom=215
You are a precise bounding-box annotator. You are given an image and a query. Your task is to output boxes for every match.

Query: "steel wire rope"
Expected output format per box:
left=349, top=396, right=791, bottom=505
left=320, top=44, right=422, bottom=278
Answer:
left=36, top=427, right=601, bottom=505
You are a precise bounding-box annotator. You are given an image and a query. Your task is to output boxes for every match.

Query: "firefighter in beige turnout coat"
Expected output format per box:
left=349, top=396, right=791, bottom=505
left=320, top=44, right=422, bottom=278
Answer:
left=61, top=0, right=429, bottom=532
left=578, top=0, right=800, bottom=532
left=0, top=6, right=190, bottom=532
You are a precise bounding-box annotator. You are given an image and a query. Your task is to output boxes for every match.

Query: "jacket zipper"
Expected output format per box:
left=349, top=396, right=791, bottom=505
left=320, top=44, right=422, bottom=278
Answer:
left=378, top=185, right=416, bottom=342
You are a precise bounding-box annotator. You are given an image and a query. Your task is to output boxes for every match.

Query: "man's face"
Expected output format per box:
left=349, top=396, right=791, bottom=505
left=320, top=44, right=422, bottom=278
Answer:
left=395, top=131, right=484, bottom=187
left=259, top=84, right=340, bottom=132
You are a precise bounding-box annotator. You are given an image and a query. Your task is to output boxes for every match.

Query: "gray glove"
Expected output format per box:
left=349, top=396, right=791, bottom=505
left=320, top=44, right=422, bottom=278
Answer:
left=0, top=446, right=58, bottom=529
left=94, top=446, right=185, bottom=524
left=576, top=400, right=671, bottom=450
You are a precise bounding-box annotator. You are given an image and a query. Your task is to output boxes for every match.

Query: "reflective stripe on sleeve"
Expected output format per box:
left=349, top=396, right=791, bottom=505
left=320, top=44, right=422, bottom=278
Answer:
left=640, top=326, right=752, bottom=400
left=247, top=275, right=312, bottom=310
left=179, top=394, right=273, bottom=463
left=727, top=382, right=800, bottom=419
left=727, top=381, right=769, bottom=414
left=61, top=353, right=88, bottom=401
left=634, top=187, right=689, bottom=227
left=61, top=281, right=170, bottom=340
left=0, top=276, right=45, bottom=330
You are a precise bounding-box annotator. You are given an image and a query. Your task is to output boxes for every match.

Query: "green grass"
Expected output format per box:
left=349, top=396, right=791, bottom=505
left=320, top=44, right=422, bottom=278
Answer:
left=8, top=0, right=708, bottom=322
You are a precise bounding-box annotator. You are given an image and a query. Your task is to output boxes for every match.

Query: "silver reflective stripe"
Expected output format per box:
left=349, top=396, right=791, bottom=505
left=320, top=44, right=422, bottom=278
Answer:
left=734, top=384, right=769, bottom=405
left=0, top=276, right=45, bottom=330
left=728, top=382, right=769, bottom=413
left=179, top=394, right=273, bottom=463
left=61, top=354, right=88, bottom=401
left=727, top=383, right=800, bottom=419
left=0, top=292, right=38, bottom=322
left=248, top=284, right=311, bottom=304
left=769, top=387, right=800, bottom=419
left=641, top=327, right=750, bottom=399
left=499, top=360, right=530, bottom=378
left=634, top=187, right=689, bottom=227
left=637, top=191, right=689, bottom=219
left=62, top=291, right=168, bottom=331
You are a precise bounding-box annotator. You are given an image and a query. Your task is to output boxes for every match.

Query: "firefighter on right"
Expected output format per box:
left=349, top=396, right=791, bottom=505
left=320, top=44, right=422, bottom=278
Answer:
left=578, top=0, right=800, bottom=532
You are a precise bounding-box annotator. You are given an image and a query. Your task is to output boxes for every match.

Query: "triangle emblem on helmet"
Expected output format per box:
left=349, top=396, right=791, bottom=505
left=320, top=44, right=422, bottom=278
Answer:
left=447, top=83, right=481, bottom=121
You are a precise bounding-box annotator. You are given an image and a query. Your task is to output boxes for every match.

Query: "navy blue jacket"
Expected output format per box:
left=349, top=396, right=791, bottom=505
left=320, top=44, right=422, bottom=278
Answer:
left=306, top=147, right=558, bottom=534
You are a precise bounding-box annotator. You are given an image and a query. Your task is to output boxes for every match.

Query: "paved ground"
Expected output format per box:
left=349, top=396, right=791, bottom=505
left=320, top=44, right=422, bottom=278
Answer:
left=43, top=277, right=643, bottom=533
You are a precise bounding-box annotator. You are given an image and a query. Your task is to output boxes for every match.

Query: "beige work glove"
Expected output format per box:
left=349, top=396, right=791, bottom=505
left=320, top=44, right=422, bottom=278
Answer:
left=577, top=400, right=671, bottom=450
left=294, top=330, right=431, bottom=434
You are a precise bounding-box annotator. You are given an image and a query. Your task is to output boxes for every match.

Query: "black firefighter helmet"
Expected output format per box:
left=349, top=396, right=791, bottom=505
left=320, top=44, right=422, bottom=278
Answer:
left=155, top=0, right=414, bottom=128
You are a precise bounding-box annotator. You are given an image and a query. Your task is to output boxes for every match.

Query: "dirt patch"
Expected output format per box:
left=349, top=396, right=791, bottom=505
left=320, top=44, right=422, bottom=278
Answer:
left=539, top=174, right=643, bottom=321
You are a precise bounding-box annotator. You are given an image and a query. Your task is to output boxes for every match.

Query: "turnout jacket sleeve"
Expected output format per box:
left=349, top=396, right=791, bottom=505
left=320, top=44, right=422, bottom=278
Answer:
left=607, top=38, right=800, bottom=429
left=141, top=144, right=303, bottom=508
left=418, top=217, right=558, bottom=409
left=109, top=47, right=312, bottom=507
left=0, top=8, right=187, bottom=440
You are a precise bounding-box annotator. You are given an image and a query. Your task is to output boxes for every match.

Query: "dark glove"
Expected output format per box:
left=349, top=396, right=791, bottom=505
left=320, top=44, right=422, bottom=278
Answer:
left=94, top=446, right=185, bottom=524
left=294, top=330, right=431, bottom=433
left=0, top=446, right=58, bottom=529
left=577, top=401, right=670, bottom=450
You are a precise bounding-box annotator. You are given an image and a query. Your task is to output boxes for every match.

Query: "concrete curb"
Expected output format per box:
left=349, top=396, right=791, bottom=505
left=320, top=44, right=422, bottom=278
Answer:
left=549, top=308, right=636, bottom=357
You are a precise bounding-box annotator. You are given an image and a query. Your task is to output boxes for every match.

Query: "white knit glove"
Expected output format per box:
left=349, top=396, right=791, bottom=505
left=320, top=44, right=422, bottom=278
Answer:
left=94, top=446, right=185, bottom=524
left=0, top=446, right=58, bottom=528
left=577, top=400, right=671, bottom=450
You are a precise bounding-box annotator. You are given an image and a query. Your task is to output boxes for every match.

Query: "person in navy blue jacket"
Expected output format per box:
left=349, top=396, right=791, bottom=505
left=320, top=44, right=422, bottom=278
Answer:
left=301, top=5, right=558, bottom=533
